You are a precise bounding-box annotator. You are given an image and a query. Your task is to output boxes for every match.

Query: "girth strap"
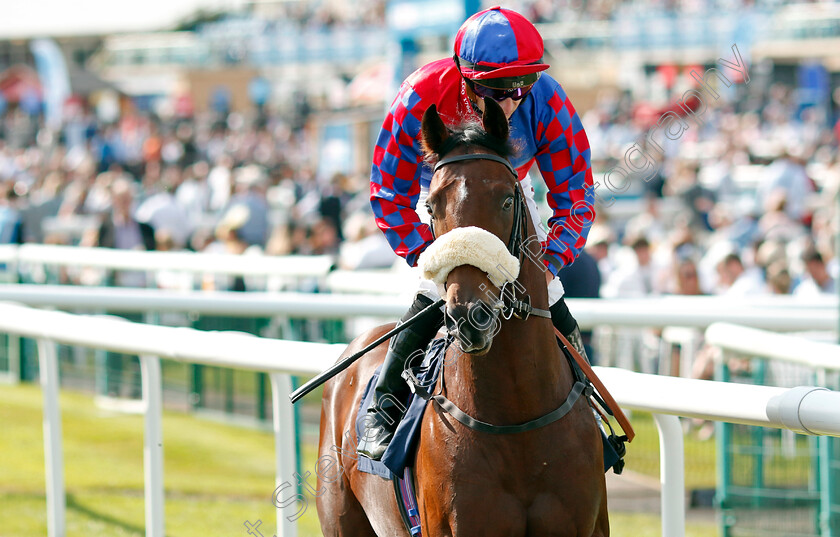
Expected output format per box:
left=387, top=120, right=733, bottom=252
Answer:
left=406, top=371, right=592, bottom=435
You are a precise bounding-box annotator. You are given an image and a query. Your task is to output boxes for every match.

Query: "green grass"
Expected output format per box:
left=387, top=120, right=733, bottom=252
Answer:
left=0, top=383, right=718, bottom=536
left=616, top=411, right=718, bottom=490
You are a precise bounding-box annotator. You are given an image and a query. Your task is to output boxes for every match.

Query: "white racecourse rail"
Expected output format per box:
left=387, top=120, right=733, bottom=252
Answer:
left=0, top=243, right=334, bottom=278
left=3, top=303, right=840, bottom=537
left=0, top=284, right=836, bottom=332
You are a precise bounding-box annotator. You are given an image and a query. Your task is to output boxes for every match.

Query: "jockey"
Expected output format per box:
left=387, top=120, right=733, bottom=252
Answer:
left=359, top=6, right=596, bottom=460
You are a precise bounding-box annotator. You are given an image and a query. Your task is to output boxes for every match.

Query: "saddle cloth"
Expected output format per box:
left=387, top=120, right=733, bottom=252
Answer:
left=355, top=338, right=447, bottom=478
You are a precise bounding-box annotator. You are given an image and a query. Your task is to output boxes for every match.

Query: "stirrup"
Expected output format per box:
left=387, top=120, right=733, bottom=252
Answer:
left=357, top=408, right=399, bottom=460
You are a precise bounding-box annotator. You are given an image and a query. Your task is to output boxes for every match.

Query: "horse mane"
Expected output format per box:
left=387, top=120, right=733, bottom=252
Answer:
left=422, top=119, right=518, bottom=166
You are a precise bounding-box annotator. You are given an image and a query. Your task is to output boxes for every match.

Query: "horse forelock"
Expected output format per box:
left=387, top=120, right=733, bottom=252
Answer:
left=426, top=129, right=518, bottom=202
left=425, top=120, right=516, bottom=167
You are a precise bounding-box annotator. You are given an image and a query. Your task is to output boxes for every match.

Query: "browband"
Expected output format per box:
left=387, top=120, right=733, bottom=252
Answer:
left=434, top=153, right=517, bottom=178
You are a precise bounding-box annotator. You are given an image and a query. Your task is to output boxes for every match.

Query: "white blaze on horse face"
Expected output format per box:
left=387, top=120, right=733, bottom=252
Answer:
left=456, top=178, right=469, bottom=205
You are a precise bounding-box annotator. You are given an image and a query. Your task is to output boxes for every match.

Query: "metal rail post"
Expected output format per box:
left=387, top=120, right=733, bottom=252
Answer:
left=140, top=354, right=165, bottom=537
left=37, top=338, right=65, bottom=537
left=653, top=413, right=686, bottom=537
left=270, top=373, right=298, bottom=537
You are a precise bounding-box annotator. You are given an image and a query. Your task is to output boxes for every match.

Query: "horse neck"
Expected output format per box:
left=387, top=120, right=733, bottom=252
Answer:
left=444, top=251, right=572, bottom=423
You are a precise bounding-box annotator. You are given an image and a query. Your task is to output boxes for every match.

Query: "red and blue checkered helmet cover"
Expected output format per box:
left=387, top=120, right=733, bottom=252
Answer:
left=453, top=6, right=550, bottom=80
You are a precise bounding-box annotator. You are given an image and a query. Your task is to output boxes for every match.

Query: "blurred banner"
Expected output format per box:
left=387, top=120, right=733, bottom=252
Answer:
left=384, top=0, right=479, bottom=103
left=30, top=38, right=71, bottom=131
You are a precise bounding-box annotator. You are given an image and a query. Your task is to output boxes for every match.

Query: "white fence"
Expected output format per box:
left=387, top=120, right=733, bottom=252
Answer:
left=706, top=322, right=840, bottom=382
left=3, top=301, right=840, bottom=537
left=0, top=244, right=335, bottom=278
left=0, top=301, right=341, bottom=537
left=0, top=284, right=835, bottom=331
left=0, top=244, right=335, bottom=291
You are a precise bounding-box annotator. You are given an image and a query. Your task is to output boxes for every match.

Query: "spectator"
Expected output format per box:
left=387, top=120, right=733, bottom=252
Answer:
left=757, top=147, right=814, bottom=224
left=207, top=154, right=234, bottom=212
left=602, top=234, right=657, bottom=298
left=95, top=176, right=156, bottom=286
left=766, top=260, right=792, bottom=295
left=715, top=252, right=766, bottom=296
left=93, top=177, right=154, bottom=399
left=558, top=248, right=602, bottom=363
left=671, top=258, right=704, bottom=296
left=221, top=165, right=270, bottom=248
left=794, top=247, right=836, bottom=296
left=585, top=224, right=615, bottom=285
left=202, top=205, right=262, bottom=291
left=134, top=165, right=192, bottom=249
left=176, top=161, right=212, bottom=224
left=308, top=217, right=340, bottom=257
left=18, top=170, right=65, bottom=244
left=0, top=181, right=22, bottom=245
left=338, top=211, right=396, bottom=270
left=757, top=189, right=807, bottom=243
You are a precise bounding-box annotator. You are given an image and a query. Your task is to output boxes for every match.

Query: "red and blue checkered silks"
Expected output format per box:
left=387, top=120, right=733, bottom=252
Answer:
left=370, top=9, right=595, bottom=277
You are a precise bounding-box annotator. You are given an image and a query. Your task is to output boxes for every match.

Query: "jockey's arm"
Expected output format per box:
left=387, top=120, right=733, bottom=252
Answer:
left=369, top=86, right=435, bottom=268
left=533, top=84, right=596, bottom=276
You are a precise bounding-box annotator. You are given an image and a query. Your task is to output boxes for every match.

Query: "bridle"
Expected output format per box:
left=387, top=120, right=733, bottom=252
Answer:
left=402, top=152, right=598, bottom=437
left=432, top=152, right=550, bottom=321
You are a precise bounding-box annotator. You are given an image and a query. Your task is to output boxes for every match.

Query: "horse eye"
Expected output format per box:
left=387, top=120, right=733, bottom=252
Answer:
left=502, top=196, right=514, bottom=211
left=426, top=204, right=434, bottom=217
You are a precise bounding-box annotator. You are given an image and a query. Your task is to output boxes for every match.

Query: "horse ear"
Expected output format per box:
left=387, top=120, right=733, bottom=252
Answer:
left=481, top=98, right=509, bottom=143
left=421, top=104, right=449, bottom=156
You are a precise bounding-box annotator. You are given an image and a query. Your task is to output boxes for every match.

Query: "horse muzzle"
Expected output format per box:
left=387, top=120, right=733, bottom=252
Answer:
left=445, top=300, right=500, bottom=355
left=419, top=226, right=515, bottom=355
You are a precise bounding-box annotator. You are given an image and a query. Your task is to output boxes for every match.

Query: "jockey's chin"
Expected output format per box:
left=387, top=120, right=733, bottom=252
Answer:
left=473, top=97, right=521, bottom=120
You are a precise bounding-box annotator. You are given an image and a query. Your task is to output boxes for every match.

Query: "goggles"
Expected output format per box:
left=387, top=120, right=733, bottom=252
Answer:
left=454, top=57, right=541, bottom=102
left=466, top=78, right=536, bottom=102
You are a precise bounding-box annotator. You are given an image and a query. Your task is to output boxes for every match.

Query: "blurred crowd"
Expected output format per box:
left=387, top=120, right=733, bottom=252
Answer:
left=560, top=80, right=840, bottom=399
left=515, top=0, right=825, bottom=22
left=1, top=52, right=838, bottom=418
left=1, top=76, right=839, bottom=303
left=268, top=0, right=386, bottom=28
left=0, top=106, right=397, bottom=290
left=580, top=81, right=839, bottom=303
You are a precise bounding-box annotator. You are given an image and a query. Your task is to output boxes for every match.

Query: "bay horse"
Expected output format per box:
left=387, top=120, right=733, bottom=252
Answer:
left=316, top=98, right=608, bottom=536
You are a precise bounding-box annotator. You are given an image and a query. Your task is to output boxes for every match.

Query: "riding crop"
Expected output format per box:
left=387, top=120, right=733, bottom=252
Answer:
left=289, top=298, right=445, bottom=404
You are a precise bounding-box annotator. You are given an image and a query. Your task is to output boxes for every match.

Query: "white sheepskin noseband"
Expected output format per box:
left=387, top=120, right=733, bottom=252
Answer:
left=418, top=226, right=520, bottom=289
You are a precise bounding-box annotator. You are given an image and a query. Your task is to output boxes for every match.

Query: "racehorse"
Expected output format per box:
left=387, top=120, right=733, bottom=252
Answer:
left=316, top=98, right=609, bottom=536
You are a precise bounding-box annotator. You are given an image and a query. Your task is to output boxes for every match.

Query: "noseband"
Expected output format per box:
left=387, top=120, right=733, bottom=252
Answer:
left=432, top=152, right=549, bottom=321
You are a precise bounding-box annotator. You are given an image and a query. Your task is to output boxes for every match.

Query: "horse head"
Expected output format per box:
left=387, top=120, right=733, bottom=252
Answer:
left=418, top=99, right=530, bottom=355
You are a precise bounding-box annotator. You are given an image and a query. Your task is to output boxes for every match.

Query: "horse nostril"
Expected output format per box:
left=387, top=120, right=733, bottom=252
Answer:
left=468, top=302, right=493, bottom=330
left=445, top=304, right=466, bottom=331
